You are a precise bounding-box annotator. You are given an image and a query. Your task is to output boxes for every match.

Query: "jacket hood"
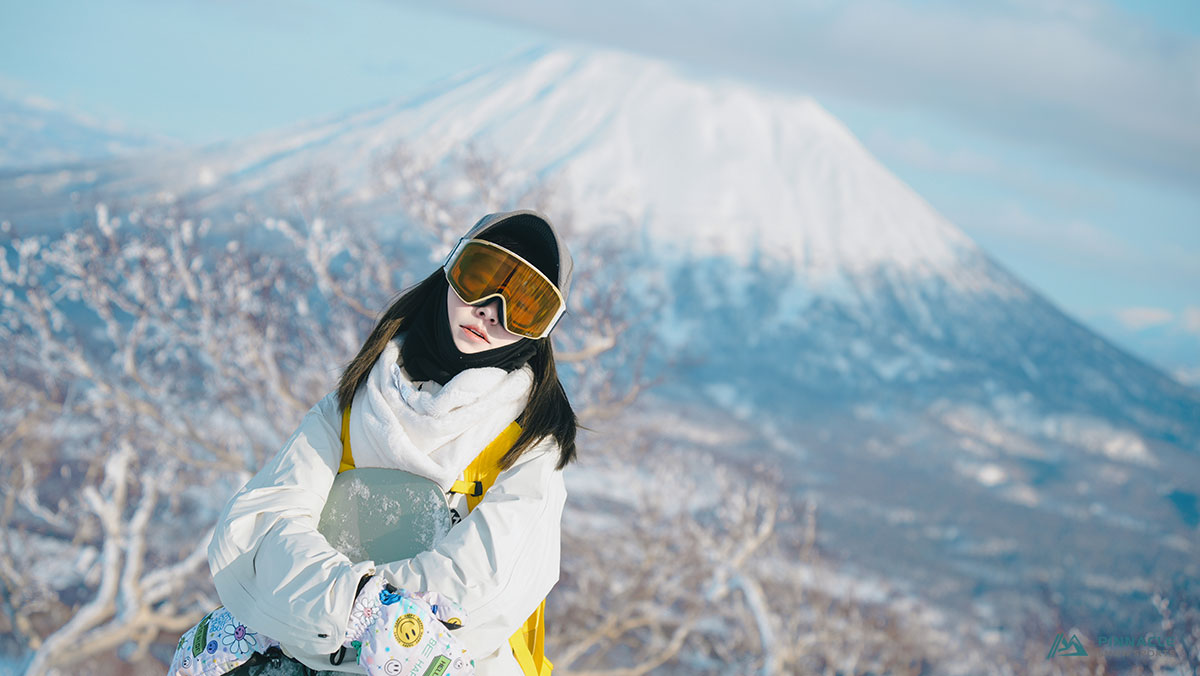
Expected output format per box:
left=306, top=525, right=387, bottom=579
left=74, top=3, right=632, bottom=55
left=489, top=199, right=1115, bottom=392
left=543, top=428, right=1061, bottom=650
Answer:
left=458, top=209, right=574, bottom=303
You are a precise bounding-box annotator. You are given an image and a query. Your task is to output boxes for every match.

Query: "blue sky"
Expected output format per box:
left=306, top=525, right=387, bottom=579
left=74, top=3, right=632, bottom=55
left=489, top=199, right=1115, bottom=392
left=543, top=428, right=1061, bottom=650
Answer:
left=1, top=0, right=1197, bottom=383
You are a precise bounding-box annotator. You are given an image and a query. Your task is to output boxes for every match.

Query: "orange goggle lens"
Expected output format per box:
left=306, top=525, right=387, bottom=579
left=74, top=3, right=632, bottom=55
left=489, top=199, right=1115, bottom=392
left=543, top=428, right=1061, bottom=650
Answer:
left=444, top=239, right=564, bottom=339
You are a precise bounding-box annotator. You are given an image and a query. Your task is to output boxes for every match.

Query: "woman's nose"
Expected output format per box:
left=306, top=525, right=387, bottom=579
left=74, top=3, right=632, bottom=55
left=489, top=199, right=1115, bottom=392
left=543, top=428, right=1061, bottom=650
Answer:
left=474, top=300, right=501, bottom=325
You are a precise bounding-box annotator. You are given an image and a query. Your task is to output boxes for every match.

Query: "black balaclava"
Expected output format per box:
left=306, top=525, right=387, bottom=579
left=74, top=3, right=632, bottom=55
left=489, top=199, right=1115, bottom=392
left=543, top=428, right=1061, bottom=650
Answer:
left=400, top=222, right=558, bottom=385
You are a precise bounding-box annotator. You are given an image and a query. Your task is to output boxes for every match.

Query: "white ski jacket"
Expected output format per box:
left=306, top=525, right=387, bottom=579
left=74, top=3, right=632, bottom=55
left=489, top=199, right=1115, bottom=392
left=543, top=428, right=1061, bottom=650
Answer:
left=208, top=340, right=566, bottom=675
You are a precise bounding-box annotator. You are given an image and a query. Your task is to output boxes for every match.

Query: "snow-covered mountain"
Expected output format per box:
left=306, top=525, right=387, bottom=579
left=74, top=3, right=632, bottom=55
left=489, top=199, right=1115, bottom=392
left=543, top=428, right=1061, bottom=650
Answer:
left=6, top=46, right=1191, bottom=428
left=0, top=91, right=170, bottom=169
left=3, top=46, right=1197, bottom=636
left=3, top=49, right=975, bottom=273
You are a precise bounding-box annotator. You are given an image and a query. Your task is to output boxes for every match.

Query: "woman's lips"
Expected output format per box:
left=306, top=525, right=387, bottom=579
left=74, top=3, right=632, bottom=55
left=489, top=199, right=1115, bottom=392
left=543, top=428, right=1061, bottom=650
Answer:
left=461, top=325, right=490, bottom=343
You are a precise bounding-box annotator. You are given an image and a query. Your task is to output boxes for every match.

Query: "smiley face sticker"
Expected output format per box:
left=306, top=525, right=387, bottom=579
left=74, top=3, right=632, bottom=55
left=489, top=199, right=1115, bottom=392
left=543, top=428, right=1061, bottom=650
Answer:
left=394, top=613, right=424, bottom=647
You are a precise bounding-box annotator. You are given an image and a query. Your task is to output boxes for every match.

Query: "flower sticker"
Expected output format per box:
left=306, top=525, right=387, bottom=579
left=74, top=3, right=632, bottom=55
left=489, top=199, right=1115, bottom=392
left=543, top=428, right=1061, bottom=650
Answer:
left=222, top=622, right=258, bottom=655
left=352, top=602, right=380, bottom=626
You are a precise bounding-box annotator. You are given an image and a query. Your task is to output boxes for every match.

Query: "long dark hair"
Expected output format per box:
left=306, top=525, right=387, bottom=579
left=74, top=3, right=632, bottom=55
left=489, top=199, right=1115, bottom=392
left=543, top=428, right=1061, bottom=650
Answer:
left=336, top=270, right=578, bottom=470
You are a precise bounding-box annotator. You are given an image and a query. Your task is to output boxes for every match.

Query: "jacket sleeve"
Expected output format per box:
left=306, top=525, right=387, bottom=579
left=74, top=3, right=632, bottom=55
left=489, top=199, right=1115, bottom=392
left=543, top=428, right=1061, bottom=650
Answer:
left=207, top=391, right=376, bottom=657
left=378, top=441, right=567, bottom=661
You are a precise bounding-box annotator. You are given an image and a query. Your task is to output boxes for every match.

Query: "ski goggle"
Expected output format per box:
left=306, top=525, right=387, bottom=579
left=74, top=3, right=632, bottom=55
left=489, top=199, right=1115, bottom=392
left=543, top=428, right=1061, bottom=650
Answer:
left=443, top=238, right=565, bottom=339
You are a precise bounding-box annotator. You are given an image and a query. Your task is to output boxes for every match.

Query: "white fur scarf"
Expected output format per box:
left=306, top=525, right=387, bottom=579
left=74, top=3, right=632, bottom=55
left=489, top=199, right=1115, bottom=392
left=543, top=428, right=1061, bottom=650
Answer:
left=346, top=338, right=534, bottom=490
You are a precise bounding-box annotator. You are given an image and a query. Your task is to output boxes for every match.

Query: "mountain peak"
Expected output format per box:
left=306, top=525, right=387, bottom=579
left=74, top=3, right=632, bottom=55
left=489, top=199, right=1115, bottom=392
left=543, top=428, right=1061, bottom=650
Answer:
left=386, top=46, right=981, bottom=275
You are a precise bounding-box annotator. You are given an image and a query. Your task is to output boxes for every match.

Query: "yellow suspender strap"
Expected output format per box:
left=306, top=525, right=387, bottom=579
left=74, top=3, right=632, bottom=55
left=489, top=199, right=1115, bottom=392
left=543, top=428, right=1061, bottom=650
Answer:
left=450, top=421, right=550, bottom=675
left=510, top=600, right=553, bottom=676
left=449, top=480, right=484, bottom=497
left=339, top=407, right=355, bottom=473
left=338, top=405, right=550, bottom=675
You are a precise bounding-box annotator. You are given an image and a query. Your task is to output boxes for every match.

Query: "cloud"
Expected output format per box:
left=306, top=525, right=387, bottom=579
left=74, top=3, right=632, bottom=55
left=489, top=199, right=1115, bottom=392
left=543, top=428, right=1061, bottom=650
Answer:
left=867, top=130, right=1001, bottom=175
left=1113, top=306, right=1173, bottom=331
left=948, top=200, right=1199, bottom=296
left=969, top=202, right=1132, bottom=265
left=400, top=0, right=1200, bottom=188
left=1173, top=365, right=1200, bottom=388
left=1103, top=305, right=1200, bottom=336
left=1095, top=305, right=1200, bottom=386
left=1183, top=307, right=1200, bottom=335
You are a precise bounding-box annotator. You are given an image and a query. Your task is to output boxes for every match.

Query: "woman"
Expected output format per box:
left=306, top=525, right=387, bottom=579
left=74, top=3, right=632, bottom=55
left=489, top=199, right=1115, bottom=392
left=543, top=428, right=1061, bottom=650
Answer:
left=192, top=210, right=576, bottom=676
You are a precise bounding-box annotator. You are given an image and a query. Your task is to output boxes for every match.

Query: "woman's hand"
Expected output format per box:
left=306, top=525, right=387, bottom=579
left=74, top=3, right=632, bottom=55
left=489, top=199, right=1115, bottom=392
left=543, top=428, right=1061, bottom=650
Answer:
left=343, top=576, right=475, bottom=675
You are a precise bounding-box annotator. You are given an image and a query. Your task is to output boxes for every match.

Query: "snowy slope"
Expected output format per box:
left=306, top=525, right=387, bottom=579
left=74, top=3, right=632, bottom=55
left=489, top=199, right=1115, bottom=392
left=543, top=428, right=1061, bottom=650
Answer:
left=0, top=91, right=169, bottom=169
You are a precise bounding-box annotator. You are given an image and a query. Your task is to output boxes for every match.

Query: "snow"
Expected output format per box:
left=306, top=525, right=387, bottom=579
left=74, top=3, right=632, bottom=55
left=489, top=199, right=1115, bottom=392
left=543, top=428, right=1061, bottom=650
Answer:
left=368, top=47, right=982, bottom=275
left=3, top=46, right=989, bottom=286
left=976, top=463, right=1007, bottom=487
left=1001, top=483, right=1040, bottom=507
left=0, top=92, right=169, bottom=168
left=1040, top=413, right=1156, bottom=466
